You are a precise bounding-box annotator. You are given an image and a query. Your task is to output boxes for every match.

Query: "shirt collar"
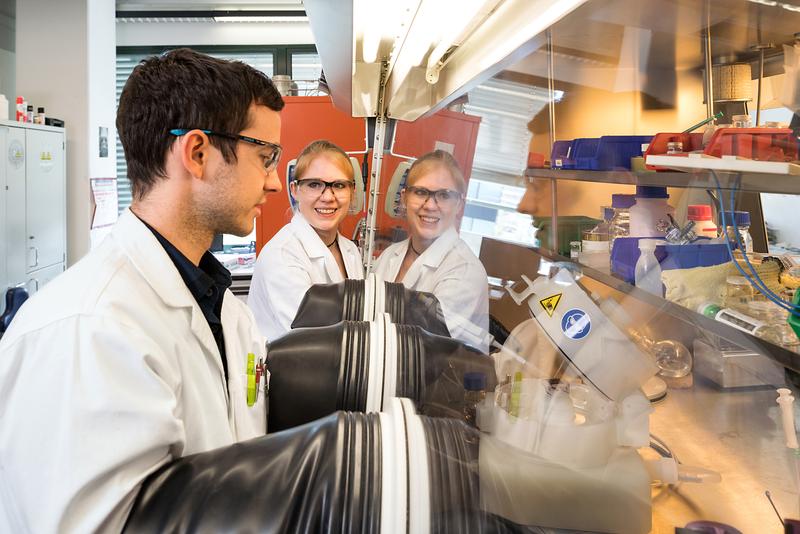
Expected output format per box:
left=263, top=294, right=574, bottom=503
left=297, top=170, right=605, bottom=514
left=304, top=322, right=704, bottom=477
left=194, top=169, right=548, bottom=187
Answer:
left=136, top=216, right=232, bottom=303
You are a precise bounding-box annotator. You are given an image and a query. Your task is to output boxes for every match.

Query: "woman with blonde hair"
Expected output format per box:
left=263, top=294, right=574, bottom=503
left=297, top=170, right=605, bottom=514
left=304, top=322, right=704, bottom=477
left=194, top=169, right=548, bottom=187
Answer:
left=248, top=140, right=363, bottom=341
left=373, top=150, right=489, bottom=352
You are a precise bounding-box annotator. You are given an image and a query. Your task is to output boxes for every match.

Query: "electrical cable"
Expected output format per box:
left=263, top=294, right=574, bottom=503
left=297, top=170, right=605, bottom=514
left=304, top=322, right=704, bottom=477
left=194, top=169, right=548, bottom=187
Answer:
left=711, top=170, right=800, bottom=316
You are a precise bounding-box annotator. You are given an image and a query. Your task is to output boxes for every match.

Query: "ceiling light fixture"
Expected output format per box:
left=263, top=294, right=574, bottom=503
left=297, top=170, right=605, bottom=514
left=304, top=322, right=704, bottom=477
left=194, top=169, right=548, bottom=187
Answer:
left=214, top=15, right=308, bottom=23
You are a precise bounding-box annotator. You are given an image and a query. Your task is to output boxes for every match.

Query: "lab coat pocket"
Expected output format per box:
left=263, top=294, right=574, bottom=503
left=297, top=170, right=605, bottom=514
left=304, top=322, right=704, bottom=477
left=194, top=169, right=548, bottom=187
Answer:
left=235, top=373, right=267, bottom=439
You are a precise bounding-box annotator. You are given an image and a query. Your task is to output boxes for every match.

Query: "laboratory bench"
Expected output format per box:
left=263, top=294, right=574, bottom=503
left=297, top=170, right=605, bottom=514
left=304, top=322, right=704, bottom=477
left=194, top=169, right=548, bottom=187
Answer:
left=648, top=376, right=794, bottom=533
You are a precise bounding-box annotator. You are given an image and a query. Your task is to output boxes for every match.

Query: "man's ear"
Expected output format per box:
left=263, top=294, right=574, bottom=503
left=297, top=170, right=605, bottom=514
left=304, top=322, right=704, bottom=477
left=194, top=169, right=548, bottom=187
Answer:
left=177, top=130, right=211, bottom=179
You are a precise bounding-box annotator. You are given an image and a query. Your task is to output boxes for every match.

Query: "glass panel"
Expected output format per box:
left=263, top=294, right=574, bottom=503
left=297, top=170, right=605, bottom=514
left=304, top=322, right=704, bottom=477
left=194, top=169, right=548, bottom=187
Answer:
left=475, top=2, right=800, bottom=531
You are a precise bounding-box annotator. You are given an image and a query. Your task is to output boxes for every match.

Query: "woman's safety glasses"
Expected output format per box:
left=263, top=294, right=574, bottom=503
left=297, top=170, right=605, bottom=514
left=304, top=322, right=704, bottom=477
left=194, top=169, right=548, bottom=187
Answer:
left=295, top=178, right=355, bottom=199
left=169, top=128, right=283, bottom=173
left=404, top=185, right=463, bottom=207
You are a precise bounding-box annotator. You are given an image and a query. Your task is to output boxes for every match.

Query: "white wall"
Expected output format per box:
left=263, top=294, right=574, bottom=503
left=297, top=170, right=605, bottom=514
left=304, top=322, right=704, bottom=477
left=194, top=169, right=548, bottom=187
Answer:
left=17, top=0, right=116, bottom=265
left=0, top=48, right=13, bottom=118
left=116, top=20, right=313, bottom=47
left=88, top=0, right=117, bottom=180
left=0, top=4, right=14, bottom=119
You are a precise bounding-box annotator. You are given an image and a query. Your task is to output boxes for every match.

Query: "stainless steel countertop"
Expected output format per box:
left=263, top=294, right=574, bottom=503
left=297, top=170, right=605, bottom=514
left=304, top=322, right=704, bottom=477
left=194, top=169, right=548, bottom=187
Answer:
left=648, top=375, right=797, bottom=533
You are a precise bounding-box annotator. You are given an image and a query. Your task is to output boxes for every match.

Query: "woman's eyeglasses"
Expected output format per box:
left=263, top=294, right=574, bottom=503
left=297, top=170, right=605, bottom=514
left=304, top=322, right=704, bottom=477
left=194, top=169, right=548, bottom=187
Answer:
left=404, top=185, right=463, bottom=207
left=169, top=128, right=283, bottom=173
left=295, top=178, right=355, bottom=199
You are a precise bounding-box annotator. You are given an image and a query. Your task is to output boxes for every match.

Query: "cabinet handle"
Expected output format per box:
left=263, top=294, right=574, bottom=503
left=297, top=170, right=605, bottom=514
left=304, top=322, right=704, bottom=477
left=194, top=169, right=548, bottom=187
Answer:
left=28, top=246, right=38, bottom=268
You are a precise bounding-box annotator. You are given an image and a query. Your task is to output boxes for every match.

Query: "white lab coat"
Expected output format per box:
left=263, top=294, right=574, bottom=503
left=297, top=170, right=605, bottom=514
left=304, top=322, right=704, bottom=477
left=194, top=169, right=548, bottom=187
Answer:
left=248, top=212, right=364, bottom=342
left=372, top=227, right=491, bottom=353
left=0, top=210, right=268, bottom=533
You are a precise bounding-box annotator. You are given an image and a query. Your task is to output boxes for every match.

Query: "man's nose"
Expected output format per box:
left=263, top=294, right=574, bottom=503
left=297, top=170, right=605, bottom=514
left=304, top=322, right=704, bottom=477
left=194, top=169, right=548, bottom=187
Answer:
left=265, top=168, right=282, bottom=193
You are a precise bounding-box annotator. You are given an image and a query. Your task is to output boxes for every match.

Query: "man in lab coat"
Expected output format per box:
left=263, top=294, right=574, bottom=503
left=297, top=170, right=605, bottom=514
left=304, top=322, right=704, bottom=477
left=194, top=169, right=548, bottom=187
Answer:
left=0, top=49, right=284, bottom=532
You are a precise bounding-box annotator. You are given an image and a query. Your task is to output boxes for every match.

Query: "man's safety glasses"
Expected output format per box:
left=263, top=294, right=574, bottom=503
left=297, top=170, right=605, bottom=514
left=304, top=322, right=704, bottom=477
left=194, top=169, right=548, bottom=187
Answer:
left=404, top=185, right=463, bottom=207
left=295, top=178, right=355, bottom=199
left=169, top=129, right=283, bottom=173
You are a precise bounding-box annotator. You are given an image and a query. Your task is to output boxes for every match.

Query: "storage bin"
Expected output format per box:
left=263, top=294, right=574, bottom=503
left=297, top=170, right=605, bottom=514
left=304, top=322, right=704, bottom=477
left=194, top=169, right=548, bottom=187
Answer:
left=576, top=135, right=654, bottom=171
left=611, top=237, right=732, bottom=284
left=550, top=140, right=574, bottom=169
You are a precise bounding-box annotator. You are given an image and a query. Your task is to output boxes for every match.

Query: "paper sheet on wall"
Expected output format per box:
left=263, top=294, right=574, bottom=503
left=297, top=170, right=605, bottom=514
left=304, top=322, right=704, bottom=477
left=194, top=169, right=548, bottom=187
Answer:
left=90, top=178, right=118, bottom=248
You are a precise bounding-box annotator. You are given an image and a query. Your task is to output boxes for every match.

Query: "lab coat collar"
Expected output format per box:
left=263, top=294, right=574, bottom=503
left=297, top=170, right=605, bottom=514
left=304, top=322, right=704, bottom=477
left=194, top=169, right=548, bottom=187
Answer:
left=290, top=211, right=330, bottom=259
left=114, top=209, right=201, bottom=310
left=398, top=227, right=459, bottom=287
left=417, top=227, right=459, bottom=268
left=290, top=211, right=355, bottom=281
left=113, top=210, right=225, bottom=379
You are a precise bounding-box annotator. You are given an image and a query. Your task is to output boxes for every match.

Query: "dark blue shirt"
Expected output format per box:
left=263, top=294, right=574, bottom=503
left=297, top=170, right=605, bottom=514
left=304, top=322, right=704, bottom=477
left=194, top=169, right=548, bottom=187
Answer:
left=139, top=218, right=232, bottom=381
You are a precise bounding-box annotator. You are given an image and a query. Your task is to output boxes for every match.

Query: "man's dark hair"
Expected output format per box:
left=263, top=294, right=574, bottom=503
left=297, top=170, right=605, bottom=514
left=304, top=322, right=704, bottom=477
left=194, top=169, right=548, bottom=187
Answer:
left=116, top=48, right=285, bottom=200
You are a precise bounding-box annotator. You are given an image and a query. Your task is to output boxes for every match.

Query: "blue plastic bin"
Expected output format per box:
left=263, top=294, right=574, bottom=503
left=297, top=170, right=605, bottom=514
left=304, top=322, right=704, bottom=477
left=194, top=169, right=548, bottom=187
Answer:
left=570, top=135, right=654, bottom=171
left=550, top=140, right=574, bottom=169
left=611, top=237, right=733, bottom=284
left=566, top=138, right=599, bottom=170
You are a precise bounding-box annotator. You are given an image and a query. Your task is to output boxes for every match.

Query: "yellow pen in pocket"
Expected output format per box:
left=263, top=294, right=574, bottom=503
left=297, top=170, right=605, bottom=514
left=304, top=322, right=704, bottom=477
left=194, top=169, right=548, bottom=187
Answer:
left=246, top=352, right=256, bottom=407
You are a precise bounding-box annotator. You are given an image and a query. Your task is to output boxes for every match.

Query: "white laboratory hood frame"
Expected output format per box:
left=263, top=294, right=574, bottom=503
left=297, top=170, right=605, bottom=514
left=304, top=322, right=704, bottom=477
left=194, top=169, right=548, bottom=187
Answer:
left=304, top=0, right=588, bottom=122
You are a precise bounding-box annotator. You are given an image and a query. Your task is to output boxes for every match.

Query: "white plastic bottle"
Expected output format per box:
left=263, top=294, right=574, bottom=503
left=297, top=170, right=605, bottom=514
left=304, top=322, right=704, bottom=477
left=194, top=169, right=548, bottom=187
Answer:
left=634, top=239, right=662, bottom=296
left=629, top=186, right=675, bottom=237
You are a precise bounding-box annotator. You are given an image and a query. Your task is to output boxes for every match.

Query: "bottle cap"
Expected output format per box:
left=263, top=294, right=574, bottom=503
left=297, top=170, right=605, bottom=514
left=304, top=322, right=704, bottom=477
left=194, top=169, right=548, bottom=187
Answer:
left=697, top=301, right=721, bottom=315
left=611, top=193, right=636, bottom=209
left=37, top=107, right=44, bottom=113
left=26, top=105, right=32, bottom=111
left=687, top=205, right=712, bottom=221
left=16, top=96, right=22, bottom=103
left=464, top=372, right=486, bottom=391
left=718, top=210, right=750, bottom=226
left=635, top=185, right=669, bottom=199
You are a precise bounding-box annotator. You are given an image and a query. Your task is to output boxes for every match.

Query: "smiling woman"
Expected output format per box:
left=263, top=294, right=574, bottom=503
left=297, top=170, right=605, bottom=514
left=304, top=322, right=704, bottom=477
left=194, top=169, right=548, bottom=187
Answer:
left=372, top=150, right=490, bottom=353
left=247, top=140, right=365, bottom=342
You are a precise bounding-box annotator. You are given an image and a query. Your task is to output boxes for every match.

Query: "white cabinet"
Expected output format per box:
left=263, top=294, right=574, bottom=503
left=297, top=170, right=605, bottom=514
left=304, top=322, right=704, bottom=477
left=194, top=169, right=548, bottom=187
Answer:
left=0, top=120, right=66, bottom=305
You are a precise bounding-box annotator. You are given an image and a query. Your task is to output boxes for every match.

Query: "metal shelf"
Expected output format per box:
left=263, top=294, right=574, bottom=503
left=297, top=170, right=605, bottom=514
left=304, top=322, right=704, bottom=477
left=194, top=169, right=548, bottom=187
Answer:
left=524, top=168, right=800, bottom=195
left=531, top=246, right=800, bottom=373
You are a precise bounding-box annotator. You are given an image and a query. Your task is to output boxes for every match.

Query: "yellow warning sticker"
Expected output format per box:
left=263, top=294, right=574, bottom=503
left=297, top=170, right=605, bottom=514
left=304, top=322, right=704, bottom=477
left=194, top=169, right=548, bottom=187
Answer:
left=539, top=293, right=562, bottom=317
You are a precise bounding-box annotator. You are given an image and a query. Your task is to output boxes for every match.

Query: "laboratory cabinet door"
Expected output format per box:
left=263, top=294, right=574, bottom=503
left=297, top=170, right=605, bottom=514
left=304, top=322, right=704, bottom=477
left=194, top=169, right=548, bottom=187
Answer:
left=25, top=262, right=65, bottom=296
left=3, top=125, right=28, bottom=285
left=25, top=128, right=65, bottom=273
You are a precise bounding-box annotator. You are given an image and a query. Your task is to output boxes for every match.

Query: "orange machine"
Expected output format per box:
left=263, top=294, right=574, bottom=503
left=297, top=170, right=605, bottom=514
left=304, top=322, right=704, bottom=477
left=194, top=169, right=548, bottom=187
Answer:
left=255, top=96, right=481, bottom=255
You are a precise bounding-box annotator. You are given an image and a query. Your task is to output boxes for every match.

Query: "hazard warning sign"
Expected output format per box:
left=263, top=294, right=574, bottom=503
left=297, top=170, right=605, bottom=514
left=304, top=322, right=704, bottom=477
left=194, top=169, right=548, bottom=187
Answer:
left=539, top=293, right=562, bottom=317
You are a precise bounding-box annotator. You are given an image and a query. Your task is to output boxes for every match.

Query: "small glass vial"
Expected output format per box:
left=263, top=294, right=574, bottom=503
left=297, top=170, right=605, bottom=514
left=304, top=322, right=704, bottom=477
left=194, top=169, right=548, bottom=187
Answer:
left=666, top=141, right=684, bottom=154
left=569, top=241, right=581, bottom=259
left=732, top=114, right=752, bottom=128
left=725, top=275, right=754, bottom=313
left=718, top=211, right=752, bottom=254
left=463, top=372, right=487, bottom=429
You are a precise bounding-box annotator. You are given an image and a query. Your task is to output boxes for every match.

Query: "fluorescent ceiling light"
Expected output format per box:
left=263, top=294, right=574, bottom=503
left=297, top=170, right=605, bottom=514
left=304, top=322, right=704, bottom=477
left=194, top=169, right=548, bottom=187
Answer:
left=214, top=15, right=308, bottom=22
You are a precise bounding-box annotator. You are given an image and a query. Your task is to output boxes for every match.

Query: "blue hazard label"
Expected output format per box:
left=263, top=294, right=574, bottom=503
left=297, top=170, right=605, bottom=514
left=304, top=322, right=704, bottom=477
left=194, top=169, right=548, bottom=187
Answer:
left=561, top=308, right=591, bottom=340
